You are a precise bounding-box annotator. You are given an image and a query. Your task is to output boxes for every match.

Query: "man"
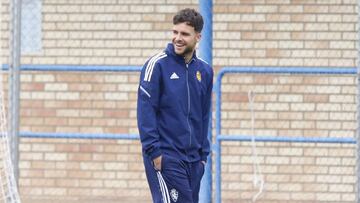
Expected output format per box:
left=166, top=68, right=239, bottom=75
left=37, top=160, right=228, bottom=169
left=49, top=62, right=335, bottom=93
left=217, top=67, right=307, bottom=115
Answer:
left=137, top=8, right=213, bottom=203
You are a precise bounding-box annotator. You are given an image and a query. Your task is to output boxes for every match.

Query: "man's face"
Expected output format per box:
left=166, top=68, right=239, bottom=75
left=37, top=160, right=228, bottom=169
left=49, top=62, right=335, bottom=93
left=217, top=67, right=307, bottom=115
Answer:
left=172, top=22, right=201, bottom=58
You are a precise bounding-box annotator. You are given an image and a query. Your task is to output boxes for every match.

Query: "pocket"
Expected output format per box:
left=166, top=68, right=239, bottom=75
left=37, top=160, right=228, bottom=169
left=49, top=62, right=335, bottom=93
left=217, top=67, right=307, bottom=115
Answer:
left=161, top=155, right=185, bottom=172
left=160, top=155, right=166, bottom=171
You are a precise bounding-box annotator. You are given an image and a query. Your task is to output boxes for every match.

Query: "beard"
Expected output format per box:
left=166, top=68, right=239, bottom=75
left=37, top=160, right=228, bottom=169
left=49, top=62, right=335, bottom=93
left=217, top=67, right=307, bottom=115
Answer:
left=174, top=42, right=196, bottom=57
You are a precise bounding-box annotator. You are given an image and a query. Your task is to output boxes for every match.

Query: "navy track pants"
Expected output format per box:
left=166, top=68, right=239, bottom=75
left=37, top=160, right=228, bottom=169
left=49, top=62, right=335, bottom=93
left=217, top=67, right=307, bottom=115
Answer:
left=143, top=154, right=205, bottom=203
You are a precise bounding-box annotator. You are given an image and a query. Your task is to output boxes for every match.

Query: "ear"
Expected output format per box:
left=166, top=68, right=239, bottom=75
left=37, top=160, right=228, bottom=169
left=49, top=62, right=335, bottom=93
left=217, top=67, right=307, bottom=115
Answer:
left=196, top=32, right=202, bottom=43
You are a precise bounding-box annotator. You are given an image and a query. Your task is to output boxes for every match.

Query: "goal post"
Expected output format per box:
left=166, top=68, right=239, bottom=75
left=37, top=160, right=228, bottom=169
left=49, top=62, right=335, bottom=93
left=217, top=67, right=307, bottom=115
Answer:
left=0, top=0, right=22, bottom=202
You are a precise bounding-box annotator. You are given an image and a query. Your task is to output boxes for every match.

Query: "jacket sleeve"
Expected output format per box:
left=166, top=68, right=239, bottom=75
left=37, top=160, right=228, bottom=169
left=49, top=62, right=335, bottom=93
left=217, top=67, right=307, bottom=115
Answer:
left=137, top=60, right=162, bottom=160
left=200, top=67, right=214, bottom=162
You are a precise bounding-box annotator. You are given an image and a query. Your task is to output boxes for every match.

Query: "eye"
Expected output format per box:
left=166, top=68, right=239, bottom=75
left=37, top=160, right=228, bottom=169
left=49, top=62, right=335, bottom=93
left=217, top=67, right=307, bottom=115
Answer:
left=182, top=32, right=190, bottom=36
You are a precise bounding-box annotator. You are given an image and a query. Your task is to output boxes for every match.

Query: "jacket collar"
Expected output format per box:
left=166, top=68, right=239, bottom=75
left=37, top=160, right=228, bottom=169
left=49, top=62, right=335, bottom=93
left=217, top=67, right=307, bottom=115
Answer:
left=165, top=43, right=197, bottom=63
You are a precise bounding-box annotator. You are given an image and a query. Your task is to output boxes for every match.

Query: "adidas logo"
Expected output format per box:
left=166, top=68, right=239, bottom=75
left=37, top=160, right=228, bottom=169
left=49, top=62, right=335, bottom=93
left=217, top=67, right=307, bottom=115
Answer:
left=170, top=72, right=179, bottom=79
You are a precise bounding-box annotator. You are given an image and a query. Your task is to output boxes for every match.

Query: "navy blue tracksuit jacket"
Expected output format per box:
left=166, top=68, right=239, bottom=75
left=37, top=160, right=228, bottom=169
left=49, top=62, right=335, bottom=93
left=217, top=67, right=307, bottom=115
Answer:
left=137, top=43, right=213, bottom=203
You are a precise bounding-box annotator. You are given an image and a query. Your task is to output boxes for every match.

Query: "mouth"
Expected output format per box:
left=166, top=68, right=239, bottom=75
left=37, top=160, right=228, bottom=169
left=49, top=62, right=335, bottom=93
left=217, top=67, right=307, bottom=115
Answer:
left=174, top=42, right=185, bottom=49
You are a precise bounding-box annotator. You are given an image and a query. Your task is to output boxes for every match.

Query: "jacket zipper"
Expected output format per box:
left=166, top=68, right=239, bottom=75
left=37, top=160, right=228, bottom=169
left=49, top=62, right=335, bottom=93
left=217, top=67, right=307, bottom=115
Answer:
left=186, top=63, right=192, bottom=148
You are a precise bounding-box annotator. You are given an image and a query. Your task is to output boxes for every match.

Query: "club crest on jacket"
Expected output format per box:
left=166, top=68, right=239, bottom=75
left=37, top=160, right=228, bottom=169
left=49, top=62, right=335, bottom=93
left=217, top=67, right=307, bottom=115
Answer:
left=196, top=71, right=201, bottom=82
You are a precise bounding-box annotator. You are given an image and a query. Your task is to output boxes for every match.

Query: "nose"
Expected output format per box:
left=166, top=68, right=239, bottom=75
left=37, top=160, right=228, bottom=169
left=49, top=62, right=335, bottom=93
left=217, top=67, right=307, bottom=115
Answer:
left=174, top=33, right=182, bottom=42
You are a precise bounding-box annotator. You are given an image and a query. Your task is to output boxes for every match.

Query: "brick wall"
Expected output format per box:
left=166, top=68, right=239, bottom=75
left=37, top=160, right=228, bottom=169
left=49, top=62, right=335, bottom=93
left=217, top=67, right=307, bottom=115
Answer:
left=220, top=73, right=356, bottom=202
left=1, top=0, right=358, bottom=202
left=213, top=0, right=357, bottom=68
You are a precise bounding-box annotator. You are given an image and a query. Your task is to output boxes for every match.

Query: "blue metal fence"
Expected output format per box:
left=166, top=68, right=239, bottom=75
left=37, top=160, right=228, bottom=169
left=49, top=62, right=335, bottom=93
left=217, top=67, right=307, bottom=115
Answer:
left=8, top=64, right=358, bottom=202
left=10, top=65, right=141, bottom=141
left=214, top=66, right=357, bottom=203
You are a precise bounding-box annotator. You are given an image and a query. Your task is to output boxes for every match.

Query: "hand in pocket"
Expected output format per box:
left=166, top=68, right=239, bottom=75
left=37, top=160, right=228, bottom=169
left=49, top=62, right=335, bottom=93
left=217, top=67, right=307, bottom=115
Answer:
left=153, top=155, right=162, bottom=171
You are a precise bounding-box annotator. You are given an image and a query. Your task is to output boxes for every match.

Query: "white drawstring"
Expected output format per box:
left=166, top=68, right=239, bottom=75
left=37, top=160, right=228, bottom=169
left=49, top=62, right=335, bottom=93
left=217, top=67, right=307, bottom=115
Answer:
left=248, top=90, right=264, bottom=202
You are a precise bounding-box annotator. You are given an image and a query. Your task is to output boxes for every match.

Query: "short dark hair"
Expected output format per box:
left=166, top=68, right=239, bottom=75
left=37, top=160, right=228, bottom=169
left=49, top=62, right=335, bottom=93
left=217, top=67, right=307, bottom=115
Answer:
left=173, top=8, right=204, bottom=33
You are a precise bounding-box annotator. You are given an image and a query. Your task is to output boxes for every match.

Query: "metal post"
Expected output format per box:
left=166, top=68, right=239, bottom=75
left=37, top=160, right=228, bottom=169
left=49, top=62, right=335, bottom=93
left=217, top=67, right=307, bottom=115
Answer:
left=215, top=73, right=223, bottom=203
left=9, top=0, right=22, bottom=184
left=199, top=0, right=213, bottom=202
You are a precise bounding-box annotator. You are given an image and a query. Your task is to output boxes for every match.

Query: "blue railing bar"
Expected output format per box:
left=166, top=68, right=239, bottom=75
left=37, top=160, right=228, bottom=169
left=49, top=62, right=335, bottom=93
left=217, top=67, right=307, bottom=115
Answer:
left=218, top=66, right=356, bottom=76
left=217, top=135, right=356, bottom=144
left=20, top=132, right=140, bottom=140
left=2, top=64, right=142, bottom=72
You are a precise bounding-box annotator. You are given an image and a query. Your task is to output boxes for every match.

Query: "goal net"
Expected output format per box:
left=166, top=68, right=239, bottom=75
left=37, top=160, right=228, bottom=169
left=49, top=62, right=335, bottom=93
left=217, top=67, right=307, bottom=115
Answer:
left=0, top=87, right=21, bottom=203
left=0, top=1, right=21, bottom=202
